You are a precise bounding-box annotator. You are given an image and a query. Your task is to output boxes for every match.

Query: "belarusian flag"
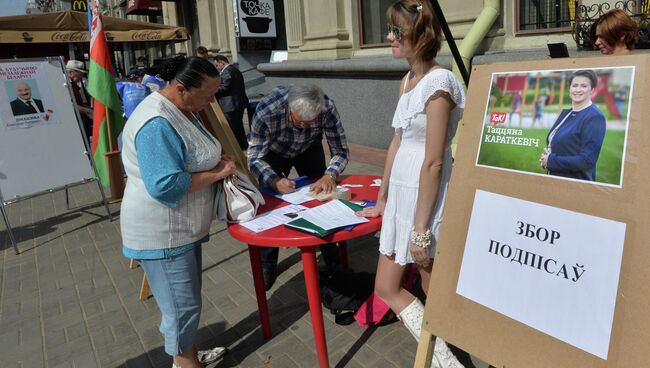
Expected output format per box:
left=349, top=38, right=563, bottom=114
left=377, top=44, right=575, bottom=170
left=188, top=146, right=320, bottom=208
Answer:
left=87, top=0, right=124, bottom=187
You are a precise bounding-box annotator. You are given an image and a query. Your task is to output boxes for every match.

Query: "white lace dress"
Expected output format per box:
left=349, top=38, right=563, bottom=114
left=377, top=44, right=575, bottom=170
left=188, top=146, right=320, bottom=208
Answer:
left=379, top=69, right=466, bottom=265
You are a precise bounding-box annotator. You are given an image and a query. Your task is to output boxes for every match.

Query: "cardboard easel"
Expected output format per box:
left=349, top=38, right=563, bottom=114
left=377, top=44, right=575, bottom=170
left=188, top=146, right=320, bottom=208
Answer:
left=416, top=54, right=649, bottom=368
left=198, top=99, right=258, bottom=186
left=136, top=99, right=256, bottom=300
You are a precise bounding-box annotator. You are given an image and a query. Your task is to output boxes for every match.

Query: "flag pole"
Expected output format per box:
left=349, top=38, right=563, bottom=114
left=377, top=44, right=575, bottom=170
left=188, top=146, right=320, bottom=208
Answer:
left=88, top=0, right=126, bottom=200
left=105, top=105, right=114, bottom=149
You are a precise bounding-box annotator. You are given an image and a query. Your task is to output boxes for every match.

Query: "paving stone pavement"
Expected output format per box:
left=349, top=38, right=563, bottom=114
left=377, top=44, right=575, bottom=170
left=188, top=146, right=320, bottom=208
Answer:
left=0, top=158, right=487, bottom=368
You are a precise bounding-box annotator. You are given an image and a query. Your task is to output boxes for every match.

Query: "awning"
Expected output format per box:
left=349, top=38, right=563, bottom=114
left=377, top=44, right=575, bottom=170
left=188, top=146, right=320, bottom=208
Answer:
left=125, top=0, right=163, bottom=16
left=0, top=10, right=188, bottom=43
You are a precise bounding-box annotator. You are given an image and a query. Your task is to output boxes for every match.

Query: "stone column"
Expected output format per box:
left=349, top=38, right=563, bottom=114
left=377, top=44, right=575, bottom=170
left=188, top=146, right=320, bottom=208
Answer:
left=284, top=0, right=305, bottom=57
left=162, top=2, right=190, bottom=55
left=296, top=0, right=353, bottom=59
left=194, top=0, right=237, bottom=59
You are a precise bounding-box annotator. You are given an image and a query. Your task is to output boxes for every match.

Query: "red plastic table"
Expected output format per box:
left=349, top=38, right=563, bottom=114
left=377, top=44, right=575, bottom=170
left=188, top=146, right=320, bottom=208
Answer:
left=227, top=175, right=382, bottom=368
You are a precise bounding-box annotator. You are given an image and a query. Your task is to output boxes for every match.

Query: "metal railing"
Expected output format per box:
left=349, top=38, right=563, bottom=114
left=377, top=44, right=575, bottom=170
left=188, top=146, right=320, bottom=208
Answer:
left=519, top=0, right=573, bottom=31
left=573, top=0, right=650, bottom=50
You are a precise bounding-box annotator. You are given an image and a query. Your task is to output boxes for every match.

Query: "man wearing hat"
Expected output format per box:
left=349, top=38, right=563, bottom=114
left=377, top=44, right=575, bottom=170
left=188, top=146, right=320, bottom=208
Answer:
left=66, top=60, right=93, bottom=141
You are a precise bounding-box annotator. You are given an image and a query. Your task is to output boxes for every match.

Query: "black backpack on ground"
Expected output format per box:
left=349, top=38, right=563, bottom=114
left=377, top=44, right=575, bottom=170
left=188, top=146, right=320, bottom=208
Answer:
left=319, top=268, right=375, bottom=325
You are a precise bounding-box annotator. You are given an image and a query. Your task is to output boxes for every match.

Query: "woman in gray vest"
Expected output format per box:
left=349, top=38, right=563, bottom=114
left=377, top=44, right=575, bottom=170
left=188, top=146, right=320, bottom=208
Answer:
left=120, top=56, right=236, bottom=368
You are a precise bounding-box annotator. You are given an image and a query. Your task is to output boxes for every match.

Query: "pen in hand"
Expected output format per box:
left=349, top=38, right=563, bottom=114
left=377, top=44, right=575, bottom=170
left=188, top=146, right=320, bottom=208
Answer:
left=275, top=177, right=297, bottom=194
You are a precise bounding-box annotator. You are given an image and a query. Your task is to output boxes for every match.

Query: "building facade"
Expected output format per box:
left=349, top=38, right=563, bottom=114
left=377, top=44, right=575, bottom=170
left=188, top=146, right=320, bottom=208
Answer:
left=158, top=0, right=648, bottom=148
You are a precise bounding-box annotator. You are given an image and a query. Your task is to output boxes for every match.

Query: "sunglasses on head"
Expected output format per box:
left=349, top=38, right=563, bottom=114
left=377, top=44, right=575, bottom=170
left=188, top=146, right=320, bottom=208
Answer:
left=387, top=23, right=407, bottom=42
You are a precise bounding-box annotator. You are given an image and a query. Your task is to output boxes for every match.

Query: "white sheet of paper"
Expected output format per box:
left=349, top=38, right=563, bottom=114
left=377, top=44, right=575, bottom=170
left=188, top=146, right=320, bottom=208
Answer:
left=456, top=190, right=626, bottom=359
left=298, top=200, right=368, bottom=230
left=275, top=185, right=314, bottom=204
left=239, top=204, right=308, bottom=233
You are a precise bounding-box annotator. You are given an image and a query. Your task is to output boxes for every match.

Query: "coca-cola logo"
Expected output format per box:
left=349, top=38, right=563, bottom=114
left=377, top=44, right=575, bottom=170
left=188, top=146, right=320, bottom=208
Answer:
left=131, top=31, right=163, bottom=41
left=51, top=32, right=88, bottom=42
left=240, top=0, right=271, bottom=16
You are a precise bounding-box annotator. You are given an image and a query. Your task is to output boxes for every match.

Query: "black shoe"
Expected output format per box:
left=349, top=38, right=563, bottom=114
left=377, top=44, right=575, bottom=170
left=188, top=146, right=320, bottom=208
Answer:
left=262, top=267, right=277, bottom=291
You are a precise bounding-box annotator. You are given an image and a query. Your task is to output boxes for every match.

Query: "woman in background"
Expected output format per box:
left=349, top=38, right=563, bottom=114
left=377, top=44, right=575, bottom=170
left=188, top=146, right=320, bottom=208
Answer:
left=357, top=1, right=466, bottom=366
left=120, top=56, right=236, bottom=368
left=540, top=70, right=606, bottom=181
left=593, top=9, right=638, bottom=55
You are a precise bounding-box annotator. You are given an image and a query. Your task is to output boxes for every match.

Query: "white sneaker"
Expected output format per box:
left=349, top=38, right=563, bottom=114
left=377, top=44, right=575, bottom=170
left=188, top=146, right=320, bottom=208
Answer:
left=197, top=346, right=228, bottom=365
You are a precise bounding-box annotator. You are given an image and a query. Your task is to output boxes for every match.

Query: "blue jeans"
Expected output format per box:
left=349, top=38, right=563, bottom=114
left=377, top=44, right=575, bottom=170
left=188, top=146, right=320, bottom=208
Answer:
left=139, top=246, right=202, bottom=356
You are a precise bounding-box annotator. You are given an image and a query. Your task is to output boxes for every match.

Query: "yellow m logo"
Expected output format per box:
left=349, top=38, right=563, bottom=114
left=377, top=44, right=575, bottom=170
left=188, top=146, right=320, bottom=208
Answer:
left=72, top=0, right=87, bottom=12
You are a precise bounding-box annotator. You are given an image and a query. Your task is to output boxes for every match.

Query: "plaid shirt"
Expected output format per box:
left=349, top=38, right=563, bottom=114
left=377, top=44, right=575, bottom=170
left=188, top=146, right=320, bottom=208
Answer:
left=247, top=86, right=349, bottom=188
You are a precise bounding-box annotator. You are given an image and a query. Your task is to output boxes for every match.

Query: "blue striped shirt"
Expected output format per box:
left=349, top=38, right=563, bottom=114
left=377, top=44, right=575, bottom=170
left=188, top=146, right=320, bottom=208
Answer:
left=247, top=86, right=349, bottom=188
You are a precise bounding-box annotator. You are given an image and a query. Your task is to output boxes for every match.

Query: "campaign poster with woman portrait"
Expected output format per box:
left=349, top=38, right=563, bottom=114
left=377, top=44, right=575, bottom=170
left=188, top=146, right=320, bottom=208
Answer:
left=476, top=66, right=634, bottom=187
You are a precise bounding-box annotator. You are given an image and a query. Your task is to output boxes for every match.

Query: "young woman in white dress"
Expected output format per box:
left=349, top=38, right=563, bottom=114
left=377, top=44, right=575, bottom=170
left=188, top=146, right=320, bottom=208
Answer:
left=357, top=1, right=466, bottom=366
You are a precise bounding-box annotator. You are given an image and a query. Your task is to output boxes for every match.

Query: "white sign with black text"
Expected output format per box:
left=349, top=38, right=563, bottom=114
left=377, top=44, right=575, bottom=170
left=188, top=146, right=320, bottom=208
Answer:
left=456, top=190, right=626, bottom=360
left=237, top=0, right=276, bottom=38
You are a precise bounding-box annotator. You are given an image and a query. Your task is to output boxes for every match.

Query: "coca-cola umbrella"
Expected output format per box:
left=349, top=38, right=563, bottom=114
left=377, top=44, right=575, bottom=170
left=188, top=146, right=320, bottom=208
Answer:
left=0, top=10, right=188, bottom=43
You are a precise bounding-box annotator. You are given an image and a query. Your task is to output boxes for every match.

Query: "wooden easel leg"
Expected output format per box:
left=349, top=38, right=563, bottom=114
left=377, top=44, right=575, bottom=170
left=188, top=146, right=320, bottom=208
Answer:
left=105, top=151, right=125, bottom=203
left=139, top=273, right=151, bottom=301
left=414, top=330, right=435, bottom=368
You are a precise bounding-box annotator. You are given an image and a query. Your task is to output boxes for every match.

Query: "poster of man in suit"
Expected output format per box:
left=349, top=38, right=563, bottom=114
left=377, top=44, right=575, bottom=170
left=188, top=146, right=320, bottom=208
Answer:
left=10, top=81, right=44, bottom=116
left=1, top=63, right=58, bottom=130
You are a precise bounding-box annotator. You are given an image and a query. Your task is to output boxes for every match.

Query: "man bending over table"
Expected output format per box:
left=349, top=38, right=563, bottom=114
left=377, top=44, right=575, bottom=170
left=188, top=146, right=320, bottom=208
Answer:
left=247, top=84, right=349, bottom=290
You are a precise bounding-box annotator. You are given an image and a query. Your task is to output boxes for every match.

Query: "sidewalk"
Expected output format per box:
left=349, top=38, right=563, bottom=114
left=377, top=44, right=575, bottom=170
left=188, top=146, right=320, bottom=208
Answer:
left=0, top=148, right=428, bottom=368
left=0, top=145, right=491, bottom=368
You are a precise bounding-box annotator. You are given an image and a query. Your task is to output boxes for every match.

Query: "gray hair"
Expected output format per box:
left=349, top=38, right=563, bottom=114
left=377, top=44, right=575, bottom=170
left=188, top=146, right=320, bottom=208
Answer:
left=287, top=84, right=325, bottom=120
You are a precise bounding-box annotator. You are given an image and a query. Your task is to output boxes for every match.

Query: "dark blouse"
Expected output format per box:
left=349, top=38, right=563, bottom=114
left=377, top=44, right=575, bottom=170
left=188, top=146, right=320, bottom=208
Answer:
left=546, top=104, right=606, bottom=181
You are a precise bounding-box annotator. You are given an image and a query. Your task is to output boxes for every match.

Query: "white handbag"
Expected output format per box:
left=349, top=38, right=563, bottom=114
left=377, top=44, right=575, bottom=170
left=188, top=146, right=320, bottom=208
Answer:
left=215, top=170, right=265, bottom=223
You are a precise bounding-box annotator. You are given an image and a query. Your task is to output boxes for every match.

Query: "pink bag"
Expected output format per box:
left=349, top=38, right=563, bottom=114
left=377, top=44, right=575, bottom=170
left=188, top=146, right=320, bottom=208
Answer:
left=354, top=292, right=392, bottom=326
left=354, top=265, right=418, bottom=326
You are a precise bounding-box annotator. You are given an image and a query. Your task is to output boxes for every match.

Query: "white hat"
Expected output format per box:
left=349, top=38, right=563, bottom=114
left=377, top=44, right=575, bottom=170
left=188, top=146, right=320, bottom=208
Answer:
left=66, top=60, right=87, bottom=73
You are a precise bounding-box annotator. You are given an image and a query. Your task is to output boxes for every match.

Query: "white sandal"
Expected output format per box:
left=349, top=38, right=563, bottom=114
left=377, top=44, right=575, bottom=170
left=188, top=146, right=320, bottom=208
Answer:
left=197, top=346, right=227, bottom=365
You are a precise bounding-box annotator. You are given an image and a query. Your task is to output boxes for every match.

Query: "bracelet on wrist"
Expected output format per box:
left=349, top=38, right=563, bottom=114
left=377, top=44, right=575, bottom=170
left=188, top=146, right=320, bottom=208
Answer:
left=410, top=226, right=432, bottom=249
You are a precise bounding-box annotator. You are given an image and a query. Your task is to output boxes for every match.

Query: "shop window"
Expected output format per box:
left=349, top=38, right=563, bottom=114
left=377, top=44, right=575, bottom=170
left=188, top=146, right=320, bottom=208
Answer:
left=359, top=0, right=394, bottom=47
left=516, top=0, right=574, bottom=33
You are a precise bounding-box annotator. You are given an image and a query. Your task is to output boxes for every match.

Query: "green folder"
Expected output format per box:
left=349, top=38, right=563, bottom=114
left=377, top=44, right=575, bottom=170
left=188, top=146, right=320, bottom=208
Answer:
left=284, top=200, right=364, bottom=237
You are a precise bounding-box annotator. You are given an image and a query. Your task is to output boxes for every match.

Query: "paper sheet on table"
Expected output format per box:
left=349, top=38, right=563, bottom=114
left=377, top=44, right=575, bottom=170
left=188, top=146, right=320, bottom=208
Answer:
left=240, top=204, right=308, bottom=233
left=297, top=200, right=369, bottom=230
left=275, top=185, right=314, bottom=204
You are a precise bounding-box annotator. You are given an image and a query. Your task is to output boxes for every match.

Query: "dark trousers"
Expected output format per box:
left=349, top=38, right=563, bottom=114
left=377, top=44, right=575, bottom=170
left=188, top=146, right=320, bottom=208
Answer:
left=260, top=140, right=340, bottom=271
left=81, top=115, right=93, bottom=145
left=224, top=109, right=248, bottom=150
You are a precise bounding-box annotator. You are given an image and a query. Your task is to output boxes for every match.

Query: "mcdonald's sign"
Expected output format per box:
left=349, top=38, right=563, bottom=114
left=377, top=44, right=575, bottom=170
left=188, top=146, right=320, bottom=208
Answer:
left=72, top=0, right=88, bottom=12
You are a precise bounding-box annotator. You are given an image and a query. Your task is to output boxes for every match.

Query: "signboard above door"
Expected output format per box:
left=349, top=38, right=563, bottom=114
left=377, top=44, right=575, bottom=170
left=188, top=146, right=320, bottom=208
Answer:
left=237, top=0, right=276, bottom=38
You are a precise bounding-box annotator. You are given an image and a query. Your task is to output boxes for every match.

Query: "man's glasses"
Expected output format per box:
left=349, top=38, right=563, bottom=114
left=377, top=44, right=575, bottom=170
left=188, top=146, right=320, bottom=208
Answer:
left=387, top=23, right=407, bottom=42
left=289, top=111, right=317, bottom=129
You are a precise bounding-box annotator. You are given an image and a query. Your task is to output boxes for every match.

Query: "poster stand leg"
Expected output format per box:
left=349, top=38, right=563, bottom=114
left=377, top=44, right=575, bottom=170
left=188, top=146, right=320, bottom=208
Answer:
left=65, top=185, right=70, bottom=210
left=0, top=178, right=112, bottom=255
left=414, top=331, right=436, bottom=368
left=83, top=146, right=114, bottom=221
left=95, top=179, right=113, bottom=222
left=0, top=198, right=19, bottom=255
left=81, top=131, right=113, bottom=221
